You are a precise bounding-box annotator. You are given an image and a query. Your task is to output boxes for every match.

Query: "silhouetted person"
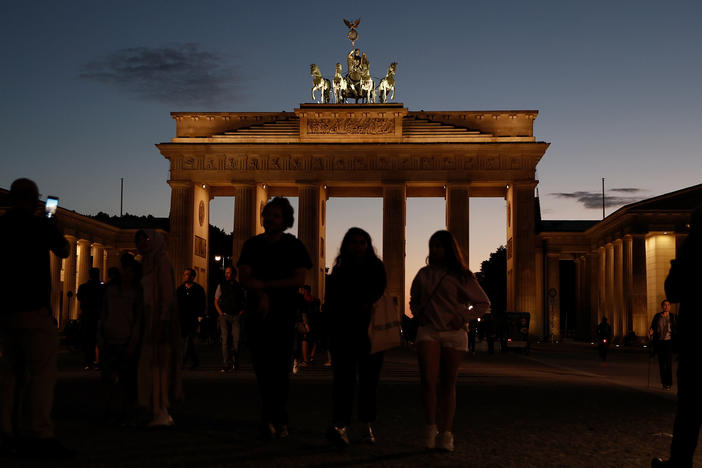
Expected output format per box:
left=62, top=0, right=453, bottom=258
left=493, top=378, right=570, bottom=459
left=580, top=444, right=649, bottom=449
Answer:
left=596, top=317, right=612, bottom=361
left=0, top=178, right=72, bottom=459
left=325, top=228, right=387, bottom=447
left=135, top=230, right=182, bottom=427
left=78, top=267, right=103, bottom=370
left=214, top=266, right=245, bottom=372
left=410, top=230, right=490, bottom=452
left=649, top=299, right=677, bottom=390
left=653, top=206, right=702, bottom=468
left=98, top=253, right=143, bottom=424
left=177, top=268, right=206, bottom=369
left=237, top=197, right=312, bottom=439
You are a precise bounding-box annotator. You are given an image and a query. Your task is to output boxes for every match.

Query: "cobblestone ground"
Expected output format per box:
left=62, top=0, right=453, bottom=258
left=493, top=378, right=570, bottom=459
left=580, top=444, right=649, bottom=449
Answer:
left=3, top=342, right=699, bottom=467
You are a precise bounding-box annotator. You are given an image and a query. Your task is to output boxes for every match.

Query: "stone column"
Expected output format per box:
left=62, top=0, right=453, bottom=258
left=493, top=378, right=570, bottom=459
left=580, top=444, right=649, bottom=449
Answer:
left=546, top=253, right=560, bottom=341
left=598, top=246, right=606, bottom=324
left=534, top=244, right=545, bottom=337
left=631, top=234, right=648, bottom=336
left=168, top=180, right=195, bottom=281
left=76, top=239, right=92, bottom=319
left=506, top=183, right=537, bottom=316
left=445, top=184, right=470, bottom=266
left=383, top=183, right=406, bottom=317
left=233, top=184, right=268, bottom=263
left=588, top=252, right=600, bottom=336
left=613, top=239, right=625, bottom=337
left=575, top=257, right=584, bottom=338
left=298, top=184, right=326, bottom=299
left=50, top=252, right=63, bottom=326
left=104, top=247, right=121, bottom=276
left=62, top=236, right=77, bottom=324
left=623, top=236, right=634, bottom=335
left=605, top=243, right=615, bottom=335
left=91, top=243, right=104, bottom=281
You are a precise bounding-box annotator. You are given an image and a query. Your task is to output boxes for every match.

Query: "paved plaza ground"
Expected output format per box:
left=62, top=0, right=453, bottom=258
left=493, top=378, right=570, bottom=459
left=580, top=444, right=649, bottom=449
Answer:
left=4, top=340, right=699, bottom=467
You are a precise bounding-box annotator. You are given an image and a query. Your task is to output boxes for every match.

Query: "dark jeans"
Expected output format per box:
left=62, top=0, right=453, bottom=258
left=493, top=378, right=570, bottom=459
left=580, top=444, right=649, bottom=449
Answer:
left=655, top=340, right=673, bottom=387
left=248, top=320, right=295, bottom=425
left=218, top=314, right=240, bottom=367
left=182, top=332, right=199, bottom=367
left=100, top=343, right=137, bottom=417
left=670, top=353, right=702, bottom=468
left=331, top=336, right=384, bottom=426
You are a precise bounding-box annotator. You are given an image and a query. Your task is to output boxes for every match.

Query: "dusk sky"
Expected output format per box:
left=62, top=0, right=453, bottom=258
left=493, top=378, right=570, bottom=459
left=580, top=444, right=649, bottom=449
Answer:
left=2, top=0, right=701, bottom=287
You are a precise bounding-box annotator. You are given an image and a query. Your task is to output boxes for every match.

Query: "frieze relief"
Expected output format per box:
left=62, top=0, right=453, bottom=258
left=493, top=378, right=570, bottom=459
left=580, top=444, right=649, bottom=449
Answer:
left=307, top=118, right=394, bottom=135
left=174, top=153, right=535, bottom=173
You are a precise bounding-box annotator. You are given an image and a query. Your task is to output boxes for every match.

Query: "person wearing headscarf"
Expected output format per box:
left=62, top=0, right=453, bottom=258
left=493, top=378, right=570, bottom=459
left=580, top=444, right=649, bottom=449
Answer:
left=134, top=230, right=182, bottom=427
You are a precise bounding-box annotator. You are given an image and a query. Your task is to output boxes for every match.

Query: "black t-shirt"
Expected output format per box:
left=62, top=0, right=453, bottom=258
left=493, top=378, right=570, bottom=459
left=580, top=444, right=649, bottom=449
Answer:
left=0, top=209, right=68, bottom=313
left=237, top=233, right=312, bottom=314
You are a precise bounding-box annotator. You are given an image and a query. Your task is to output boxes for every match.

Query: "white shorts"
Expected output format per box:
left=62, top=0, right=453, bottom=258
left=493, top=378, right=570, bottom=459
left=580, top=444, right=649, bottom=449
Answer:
left=415, top=325, right=468, bottom=352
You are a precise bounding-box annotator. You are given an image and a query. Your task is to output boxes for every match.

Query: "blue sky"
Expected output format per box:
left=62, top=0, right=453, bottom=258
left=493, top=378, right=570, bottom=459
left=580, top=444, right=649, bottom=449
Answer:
left=2, top=0, right=701, bottom=279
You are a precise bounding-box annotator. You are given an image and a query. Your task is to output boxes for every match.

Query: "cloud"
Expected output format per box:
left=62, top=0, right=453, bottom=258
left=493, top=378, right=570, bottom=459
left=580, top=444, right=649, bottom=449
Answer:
left=550, top=188, right=646, bottom=209
left=79, top=44, right=241, bottom=106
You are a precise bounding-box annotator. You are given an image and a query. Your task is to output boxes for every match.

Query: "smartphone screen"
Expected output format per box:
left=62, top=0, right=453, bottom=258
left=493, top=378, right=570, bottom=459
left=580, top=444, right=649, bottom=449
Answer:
left=45, top=196, right=58, bottom=218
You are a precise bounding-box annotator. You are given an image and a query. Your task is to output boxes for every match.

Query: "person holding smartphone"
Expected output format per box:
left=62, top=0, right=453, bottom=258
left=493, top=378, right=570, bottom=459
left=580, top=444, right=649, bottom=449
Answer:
left=0, top=178, right=73, bottom=459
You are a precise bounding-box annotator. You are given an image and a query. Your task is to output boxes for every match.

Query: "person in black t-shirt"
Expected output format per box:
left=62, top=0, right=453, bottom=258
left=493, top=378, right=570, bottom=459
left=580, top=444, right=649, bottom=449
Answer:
left=237, top=197, right=312, bottom=439
left=176, top=268, right=206, bottom=369
left=77, top=268, right=103, bottom=370
left=214, top=266, right=245, bottom=372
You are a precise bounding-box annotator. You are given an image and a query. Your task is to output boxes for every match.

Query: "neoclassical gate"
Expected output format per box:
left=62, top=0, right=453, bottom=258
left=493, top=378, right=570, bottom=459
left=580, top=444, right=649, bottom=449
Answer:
left=157, top=103, right=549, bottom=326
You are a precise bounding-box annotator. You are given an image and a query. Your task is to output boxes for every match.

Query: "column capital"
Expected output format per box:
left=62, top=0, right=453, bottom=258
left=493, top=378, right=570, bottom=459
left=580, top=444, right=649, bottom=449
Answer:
left=381, top=181, right=407, bottom=188
left=508, top=181, right=539, bottom=191
left=77, top=238, right=91, bottom=246
left=168, top=179, right=194, bottom=189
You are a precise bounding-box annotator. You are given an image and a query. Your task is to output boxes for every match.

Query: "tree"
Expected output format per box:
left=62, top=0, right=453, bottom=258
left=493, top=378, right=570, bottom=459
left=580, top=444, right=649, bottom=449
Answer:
left=476, top=246, right=507, bottom=314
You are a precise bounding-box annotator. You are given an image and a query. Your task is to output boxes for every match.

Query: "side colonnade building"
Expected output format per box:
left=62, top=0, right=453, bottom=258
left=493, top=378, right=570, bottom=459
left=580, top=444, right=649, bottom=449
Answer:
left=537, top=184, right=700, bottom=341
left=0, top=188, right=165, bottom=328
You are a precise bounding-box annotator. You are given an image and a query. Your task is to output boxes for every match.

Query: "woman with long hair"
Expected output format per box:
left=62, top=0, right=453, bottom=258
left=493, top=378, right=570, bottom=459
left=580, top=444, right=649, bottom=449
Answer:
left=325, top=227, right=387, bottom=447
left=410, top=230, right=490, bottom=452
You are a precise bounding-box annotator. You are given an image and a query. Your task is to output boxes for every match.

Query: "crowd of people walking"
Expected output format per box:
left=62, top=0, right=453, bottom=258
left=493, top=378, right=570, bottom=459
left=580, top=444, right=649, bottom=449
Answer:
left=2, top=177, right=701, bottom=466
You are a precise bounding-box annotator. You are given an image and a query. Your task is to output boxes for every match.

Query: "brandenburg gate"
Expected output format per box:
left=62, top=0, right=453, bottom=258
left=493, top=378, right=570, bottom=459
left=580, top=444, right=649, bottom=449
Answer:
left=157, top=103, right=550, bottom=320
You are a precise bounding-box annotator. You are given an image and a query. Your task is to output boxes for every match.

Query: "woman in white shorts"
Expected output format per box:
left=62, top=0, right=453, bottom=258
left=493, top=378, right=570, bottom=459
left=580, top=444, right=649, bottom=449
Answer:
left=409, top=230, right=490, bottom=452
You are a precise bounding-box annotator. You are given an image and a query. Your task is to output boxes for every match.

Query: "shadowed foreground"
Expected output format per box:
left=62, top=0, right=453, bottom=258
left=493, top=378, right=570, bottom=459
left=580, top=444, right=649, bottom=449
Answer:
left=3, top=344, right=696, bottom=467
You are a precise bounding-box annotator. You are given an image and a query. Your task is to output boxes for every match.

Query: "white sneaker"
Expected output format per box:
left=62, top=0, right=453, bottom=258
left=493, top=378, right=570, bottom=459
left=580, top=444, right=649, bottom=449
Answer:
left=147, top=409, right=172, bottom=427
left=424, top=424, right=438, bottom=449
left=436, top=431, right=454, bottom=452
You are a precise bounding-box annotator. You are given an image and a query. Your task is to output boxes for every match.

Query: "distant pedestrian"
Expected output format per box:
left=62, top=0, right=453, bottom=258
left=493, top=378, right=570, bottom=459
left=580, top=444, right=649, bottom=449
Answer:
left=237, top=197, right=312, bottom=439
left=653, top=206, right=702, bottom=468
left=596, top=317, right=612, bottom=361
left=135, top=230, right=182, bottom=427
left=78, top=267, right=104, bottom=370
left=325, top=227, right=387, bottom=447
left=292, top=289, right=310, bottom=375
left=649, top=299, right=677, bottom=390
left=177, top=268, right=206, bottom=369
left=214, top=266, right=246, bottom=372
left=98, top=253, right=143, bottom=424
left=303, top=285, right=322, bottom=363
left=0, top=178, right=73, bottom=459
left=410, top=230, right=490, bottom=452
